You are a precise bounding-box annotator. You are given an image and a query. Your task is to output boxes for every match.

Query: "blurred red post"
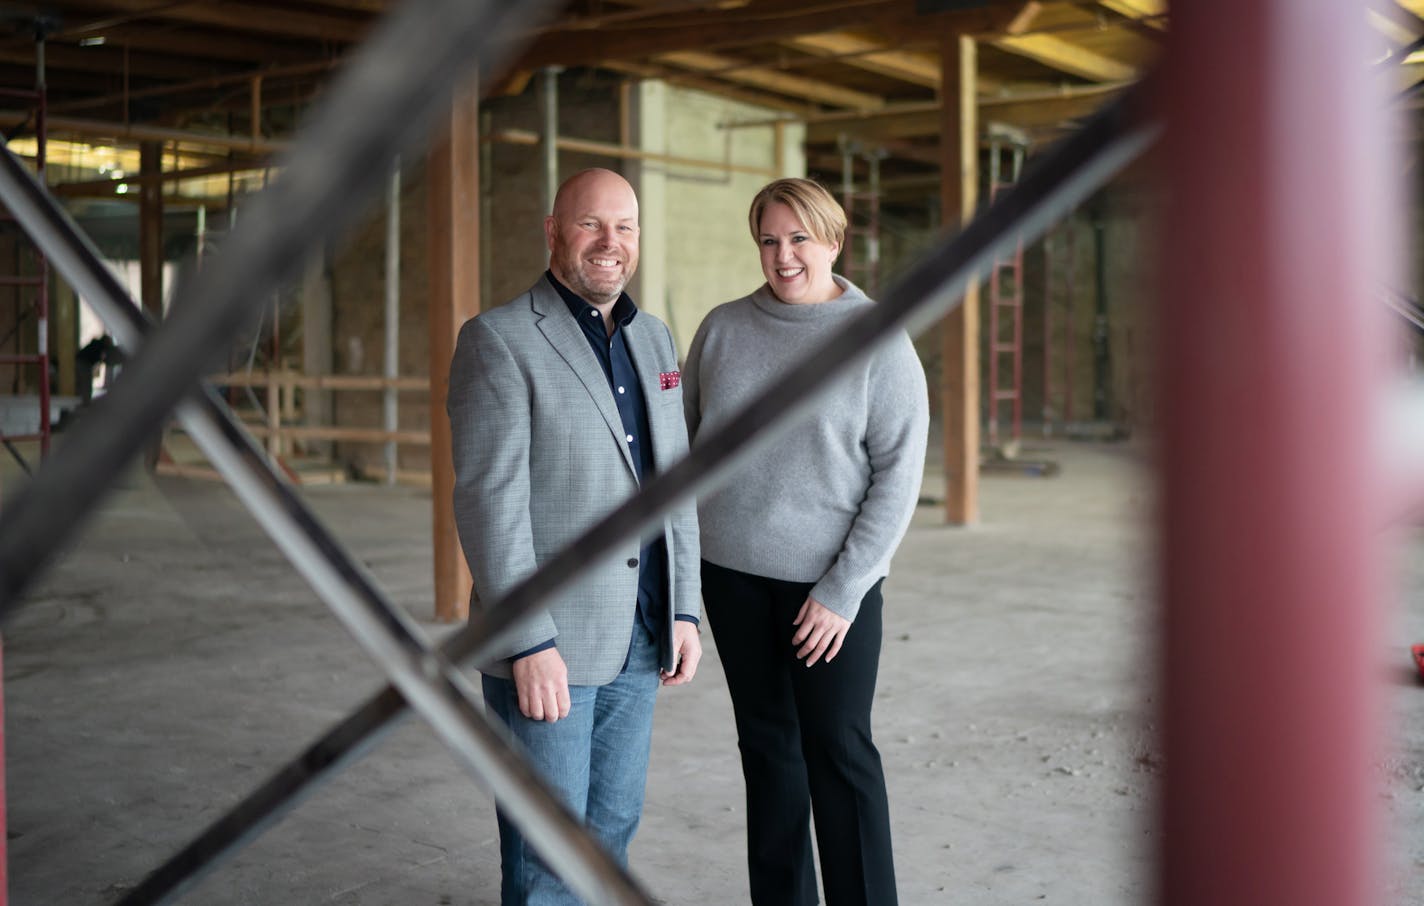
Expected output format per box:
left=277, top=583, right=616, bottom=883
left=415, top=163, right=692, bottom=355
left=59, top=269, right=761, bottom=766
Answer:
left=1, top=637, right=7, bottom=906
left=1159, top=1, right=1395, bottom=905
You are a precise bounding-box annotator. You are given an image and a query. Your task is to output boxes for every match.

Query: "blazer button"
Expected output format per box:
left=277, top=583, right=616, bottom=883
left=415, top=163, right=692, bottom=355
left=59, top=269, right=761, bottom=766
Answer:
left=627, top=558, right=639, bottom=568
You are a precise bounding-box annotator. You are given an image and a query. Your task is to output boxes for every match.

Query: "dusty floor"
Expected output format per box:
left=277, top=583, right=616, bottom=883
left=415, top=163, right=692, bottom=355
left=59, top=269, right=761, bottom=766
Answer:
left=3, top=439, right=1422, bottom=904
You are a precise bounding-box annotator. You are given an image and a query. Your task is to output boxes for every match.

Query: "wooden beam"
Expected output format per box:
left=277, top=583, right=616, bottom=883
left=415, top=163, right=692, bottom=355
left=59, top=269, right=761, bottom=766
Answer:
left=427, top=78, right=480, bottom=624
left=0, top=42, right=234, bottom=81
left=654, top=50, right=885, bottom=109
left=602, top=59, right=815, bottom=115
left=1096, top=0, right=1167, bottom=28
left=515, top=0, right=1025, bottom=70
left=803, top=82, right=1129, bottom=142
left=939, top=33, right=978, bottom=525
left=138, top=141, right=163, bottom=318
left=990, top=32, right=1139, bottom=81
left=784, top=31, right=940, bottom=88
left=60, top=0, right=371, bottom=43
left=56, top=25, right=326, bottom=65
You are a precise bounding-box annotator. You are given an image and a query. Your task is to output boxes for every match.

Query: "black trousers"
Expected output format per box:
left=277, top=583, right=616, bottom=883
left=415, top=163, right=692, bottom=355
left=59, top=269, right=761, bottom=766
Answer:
left=702, top=560, right=897, bottom=906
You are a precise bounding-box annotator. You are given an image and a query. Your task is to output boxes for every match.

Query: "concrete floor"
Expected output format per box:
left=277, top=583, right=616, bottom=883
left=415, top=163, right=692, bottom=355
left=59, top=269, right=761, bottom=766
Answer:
left=4, top=440, right=1422, bottom=904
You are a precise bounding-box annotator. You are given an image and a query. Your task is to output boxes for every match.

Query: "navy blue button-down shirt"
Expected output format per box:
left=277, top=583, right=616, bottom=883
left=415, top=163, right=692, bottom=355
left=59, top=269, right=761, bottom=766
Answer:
left=511, top=272, right=695, bottom=663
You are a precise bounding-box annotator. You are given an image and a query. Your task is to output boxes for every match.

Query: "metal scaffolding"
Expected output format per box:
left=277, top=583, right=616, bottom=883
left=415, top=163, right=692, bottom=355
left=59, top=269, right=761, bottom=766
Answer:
left=0, top=36, right=50, bottom=462
left=0, top=1, right=1411, bottom=905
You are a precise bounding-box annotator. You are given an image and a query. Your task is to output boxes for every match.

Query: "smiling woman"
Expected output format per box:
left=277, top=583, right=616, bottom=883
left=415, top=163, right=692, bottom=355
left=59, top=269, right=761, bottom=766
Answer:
left=682, top=176, right=930, bottom=906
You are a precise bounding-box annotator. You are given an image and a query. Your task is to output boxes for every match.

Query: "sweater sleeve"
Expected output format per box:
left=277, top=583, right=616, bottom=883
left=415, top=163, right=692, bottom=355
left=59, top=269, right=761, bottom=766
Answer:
left=810, top=332, right=929, bottom=620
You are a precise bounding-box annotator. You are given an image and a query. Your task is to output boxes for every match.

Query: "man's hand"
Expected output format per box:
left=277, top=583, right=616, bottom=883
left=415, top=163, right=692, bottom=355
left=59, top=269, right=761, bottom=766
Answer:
left=660, top=621, right=702, bottom=686
left=512, top=647, right=571, bottom=722
left=791, top=596, right=851, bottom=667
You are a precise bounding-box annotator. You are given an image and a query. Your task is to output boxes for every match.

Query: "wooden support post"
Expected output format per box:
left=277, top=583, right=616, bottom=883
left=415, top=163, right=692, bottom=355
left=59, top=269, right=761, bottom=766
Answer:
left=250, top=75, right=262, bottom=144
left=265, top=370, right=280, bottom=461
left=138, top=141, right=163, bottom=319
left=1160, top=2, right=1391, bottom=904
left=427, top=78, right=480, bottom=623
left=939, top=34, right=979, bottom=525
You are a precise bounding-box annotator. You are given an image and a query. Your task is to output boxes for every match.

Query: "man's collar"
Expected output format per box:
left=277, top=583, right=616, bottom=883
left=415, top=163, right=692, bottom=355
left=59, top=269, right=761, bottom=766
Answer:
left=545, top=270, right=638, bottom=327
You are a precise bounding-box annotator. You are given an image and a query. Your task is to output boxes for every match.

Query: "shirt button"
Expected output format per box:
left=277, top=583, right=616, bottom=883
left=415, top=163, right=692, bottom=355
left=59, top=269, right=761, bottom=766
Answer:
left=627, top=558, right=639, bottom=568
left=618, top=386, right=625, bottom=394
left=626, top=434, right=634, bottom=443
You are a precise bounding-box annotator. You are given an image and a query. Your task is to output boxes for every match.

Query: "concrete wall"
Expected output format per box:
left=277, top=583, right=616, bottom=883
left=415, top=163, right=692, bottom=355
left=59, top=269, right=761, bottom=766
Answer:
left=630, top=81, right=805, bottom=356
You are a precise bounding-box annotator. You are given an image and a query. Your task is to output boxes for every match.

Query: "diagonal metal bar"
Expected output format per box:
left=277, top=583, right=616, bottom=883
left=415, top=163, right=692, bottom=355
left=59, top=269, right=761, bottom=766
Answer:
left=109, top=79, right=1164, bottom=892
left=0, top=145, right=654, bottom=906
left=0, top=0, right=560, bottom=610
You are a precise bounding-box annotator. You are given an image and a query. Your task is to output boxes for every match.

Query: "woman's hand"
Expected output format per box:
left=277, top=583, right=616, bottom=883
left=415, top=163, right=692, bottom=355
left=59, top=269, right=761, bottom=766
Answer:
left=791, top=596, right=851, bottom=666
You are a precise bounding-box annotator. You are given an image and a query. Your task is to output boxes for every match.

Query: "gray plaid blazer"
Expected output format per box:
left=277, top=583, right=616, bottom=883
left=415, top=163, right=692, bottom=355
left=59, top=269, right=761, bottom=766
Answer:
left=447, top=277, right=700, bottom=686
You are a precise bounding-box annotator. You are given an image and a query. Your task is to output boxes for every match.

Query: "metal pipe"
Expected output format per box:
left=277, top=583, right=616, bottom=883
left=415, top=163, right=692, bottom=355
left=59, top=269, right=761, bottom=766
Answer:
left=539, top=67, right=560, bottom=219
left=487, top=127, right=777, bottom=177
left=384, top=158, right=400, bottom=485
left=1159, top=2, right=1392, bottom=903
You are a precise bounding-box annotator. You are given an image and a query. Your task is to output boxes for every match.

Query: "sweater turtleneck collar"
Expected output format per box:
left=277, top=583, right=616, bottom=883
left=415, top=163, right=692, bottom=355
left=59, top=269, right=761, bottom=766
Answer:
left=749, top=274, right=870, bottom=321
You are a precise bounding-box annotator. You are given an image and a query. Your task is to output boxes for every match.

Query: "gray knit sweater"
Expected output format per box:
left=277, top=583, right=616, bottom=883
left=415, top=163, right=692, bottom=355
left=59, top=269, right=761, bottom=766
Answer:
left=683, top=276, right=929, bottom=621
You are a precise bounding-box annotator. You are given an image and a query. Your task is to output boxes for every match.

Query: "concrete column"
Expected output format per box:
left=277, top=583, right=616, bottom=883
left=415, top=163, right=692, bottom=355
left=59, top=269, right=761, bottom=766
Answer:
left=51, top=276, right=75, bottom=397
left=300, top=250, right=333, bottom=458
left=627, top=79, right=670, bottom=331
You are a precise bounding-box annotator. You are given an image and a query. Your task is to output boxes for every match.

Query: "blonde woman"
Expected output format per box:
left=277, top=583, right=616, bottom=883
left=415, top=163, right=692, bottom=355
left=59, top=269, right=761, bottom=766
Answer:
left=683, top=178, right=928, bottom=906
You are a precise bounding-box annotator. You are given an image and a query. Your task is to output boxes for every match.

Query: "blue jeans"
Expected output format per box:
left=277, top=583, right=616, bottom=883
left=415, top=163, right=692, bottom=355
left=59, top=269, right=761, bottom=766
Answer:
left=481, top=624, right=660, bottom=906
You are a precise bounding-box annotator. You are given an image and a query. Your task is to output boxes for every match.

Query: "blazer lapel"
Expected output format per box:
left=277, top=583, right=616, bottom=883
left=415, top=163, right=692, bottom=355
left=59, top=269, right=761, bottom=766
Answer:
left=529, top=280, right=638, bottom=476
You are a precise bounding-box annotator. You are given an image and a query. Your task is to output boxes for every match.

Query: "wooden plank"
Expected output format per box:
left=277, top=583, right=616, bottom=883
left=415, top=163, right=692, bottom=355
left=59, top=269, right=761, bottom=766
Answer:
left=784, top=31, right=941, bottom=89
left=601, top=59, right=814, bottom=115
left=990, top=32, right=1138, bottom=81
left=654, top=50, right=886, bottom=109
left=940, top=33, right=978, bottom=525
left=426, top=78, right=480, bottom=623
left=803, top=81, right=1128, bottom=142
left=515, top=0, right=1024, bottom=70
left=59, top=0, right=372, bottom=43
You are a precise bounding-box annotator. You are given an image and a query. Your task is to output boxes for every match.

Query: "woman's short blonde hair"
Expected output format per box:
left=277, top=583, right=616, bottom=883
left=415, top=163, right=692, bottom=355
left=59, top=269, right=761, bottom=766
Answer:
left=748, top=178, right=847, bottom=248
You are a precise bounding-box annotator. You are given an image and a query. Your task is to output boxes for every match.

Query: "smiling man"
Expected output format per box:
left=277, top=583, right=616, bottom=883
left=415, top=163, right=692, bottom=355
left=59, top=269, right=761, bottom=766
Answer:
left=447, top=168, right=702, bottom=905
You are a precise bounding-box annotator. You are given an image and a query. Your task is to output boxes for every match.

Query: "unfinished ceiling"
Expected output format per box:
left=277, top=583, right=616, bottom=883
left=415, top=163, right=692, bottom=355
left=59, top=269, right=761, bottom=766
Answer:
left=0, top=0, right=1415, bottom=198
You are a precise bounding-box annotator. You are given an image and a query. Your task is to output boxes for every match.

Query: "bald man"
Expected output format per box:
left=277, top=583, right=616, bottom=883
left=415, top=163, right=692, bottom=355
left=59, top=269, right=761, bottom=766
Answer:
left=447, top=168, right=701, bottom=905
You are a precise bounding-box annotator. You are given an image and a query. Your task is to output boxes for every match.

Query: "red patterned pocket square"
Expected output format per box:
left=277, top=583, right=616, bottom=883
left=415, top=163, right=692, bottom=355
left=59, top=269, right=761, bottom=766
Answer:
left=659, top=371, right=680, bottom=390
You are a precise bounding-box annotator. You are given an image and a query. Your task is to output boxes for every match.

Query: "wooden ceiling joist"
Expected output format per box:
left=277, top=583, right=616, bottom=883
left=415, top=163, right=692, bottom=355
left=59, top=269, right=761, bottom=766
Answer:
left=602, top=59, right=815, bottom=116
left=989, top=32, right=1138, bottom=82
left=654, top=50, right=886, bottom=110
left=56, top=0, right=370, bottom=43
left=515, top=0, right=1028, bottom=71
left=783, top=32, right=940, bottom=89
left=1095, top=0, right=1166, bottom=29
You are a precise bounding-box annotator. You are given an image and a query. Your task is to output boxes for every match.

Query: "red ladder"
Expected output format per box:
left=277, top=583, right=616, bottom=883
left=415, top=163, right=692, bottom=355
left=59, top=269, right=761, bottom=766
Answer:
left=986, top=135, right=1025, bottom=446
left=0, top=43, right=50, bottom=460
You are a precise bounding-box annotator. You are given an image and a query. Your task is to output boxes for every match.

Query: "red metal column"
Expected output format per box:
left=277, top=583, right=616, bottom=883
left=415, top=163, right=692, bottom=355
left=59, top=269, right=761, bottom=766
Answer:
left=1160, top=2, right=1392, bottom=905
left=0, top=638, right=7, bottom=906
